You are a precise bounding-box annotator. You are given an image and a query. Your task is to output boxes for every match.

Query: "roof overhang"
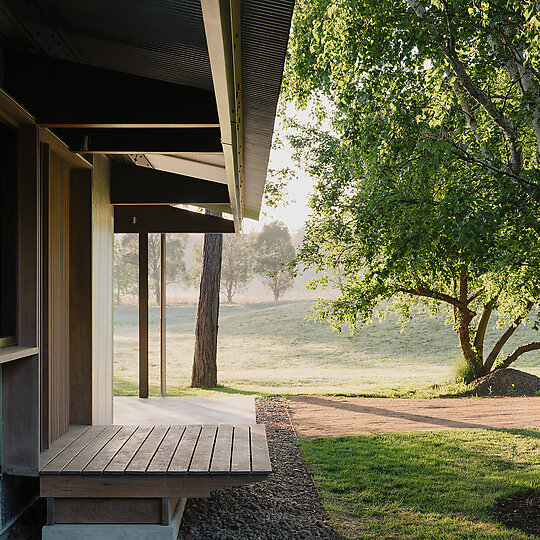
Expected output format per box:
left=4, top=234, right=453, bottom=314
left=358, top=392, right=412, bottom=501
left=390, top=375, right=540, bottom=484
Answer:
left=0, top=0, right=294, bottom=231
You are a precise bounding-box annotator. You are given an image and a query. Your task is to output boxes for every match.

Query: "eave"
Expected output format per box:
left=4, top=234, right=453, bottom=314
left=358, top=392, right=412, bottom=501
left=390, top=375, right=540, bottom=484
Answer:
left=0, top=0, right=294, bottom=230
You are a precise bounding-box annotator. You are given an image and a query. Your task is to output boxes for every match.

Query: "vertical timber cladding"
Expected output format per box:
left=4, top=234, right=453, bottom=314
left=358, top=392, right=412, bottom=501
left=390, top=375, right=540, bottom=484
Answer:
left=91, top=156, right=113, bottom=425
left=69, top=168, right=92, bottom=425
left=47, top=150, right=71, bottom=443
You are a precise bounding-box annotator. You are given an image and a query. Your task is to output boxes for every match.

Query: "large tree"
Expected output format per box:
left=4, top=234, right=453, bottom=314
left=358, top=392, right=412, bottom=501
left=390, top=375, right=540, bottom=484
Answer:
left=192, top=212, right=223, bottom=388
left=254, top=221, right=296, bottom=302
left=284, top=0, right=540, bottom=380
left=285, top=0, right=540, bottom=189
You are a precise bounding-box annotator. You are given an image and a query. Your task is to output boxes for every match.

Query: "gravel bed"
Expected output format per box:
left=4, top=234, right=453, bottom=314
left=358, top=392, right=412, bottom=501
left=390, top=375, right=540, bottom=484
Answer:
left=178, top=396, right=338, bottom=540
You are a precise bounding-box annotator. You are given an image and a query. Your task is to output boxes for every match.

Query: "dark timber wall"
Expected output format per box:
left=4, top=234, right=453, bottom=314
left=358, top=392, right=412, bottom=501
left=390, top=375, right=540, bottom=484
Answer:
left=69, top=169, right=92, bottom=425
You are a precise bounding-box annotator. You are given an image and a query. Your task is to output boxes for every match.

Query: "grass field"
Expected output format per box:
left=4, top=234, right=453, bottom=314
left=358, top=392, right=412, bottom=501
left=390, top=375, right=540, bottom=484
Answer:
left=299, top=429, right=540, bottom=539
left=113, top=300, right=540, bottom=396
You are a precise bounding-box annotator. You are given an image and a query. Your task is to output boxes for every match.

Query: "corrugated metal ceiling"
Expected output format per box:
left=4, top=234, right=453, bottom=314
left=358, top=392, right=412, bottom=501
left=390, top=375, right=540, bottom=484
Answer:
left=8, top=0, right=213, bottom=90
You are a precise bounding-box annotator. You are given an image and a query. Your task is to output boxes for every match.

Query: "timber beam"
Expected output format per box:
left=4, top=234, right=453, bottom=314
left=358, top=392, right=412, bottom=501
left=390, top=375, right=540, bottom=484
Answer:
left=110, top=161, right=230, bottom=205
left=114, top=205, right=235, bottom=234
left=51, top=128, right=222, bottom=154
left=3, top=49, right=219, bottom=127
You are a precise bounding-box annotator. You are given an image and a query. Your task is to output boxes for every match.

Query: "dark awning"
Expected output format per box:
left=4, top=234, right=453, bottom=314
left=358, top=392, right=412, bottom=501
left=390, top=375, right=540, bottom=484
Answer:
left=0, top=0, right=294, bottom=229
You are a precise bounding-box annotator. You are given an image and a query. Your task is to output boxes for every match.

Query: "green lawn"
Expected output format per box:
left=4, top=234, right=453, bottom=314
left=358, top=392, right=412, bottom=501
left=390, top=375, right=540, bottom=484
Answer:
left=299, top=429, right=540, bottom=539
left=114, top=300, right=540, bottom=396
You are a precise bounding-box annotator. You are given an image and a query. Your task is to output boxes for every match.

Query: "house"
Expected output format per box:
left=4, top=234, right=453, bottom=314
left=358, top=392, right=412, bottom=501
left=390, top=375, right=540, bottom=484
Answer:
left=0, top=0, right=294, bottom=538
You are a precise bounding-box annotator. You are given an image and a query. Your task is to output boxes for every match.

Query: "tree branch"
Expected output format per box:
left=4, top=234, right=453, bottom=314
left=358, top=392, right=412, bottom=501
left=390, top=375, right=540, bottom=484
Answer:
left=459, top=266, right=467, bottom=305
left=492, top=31, right=540, bottom=161
left=445, top=141, right=540, bottom=188
left=443, top=47, right=522, bottom=174
left=467, top=289, right=483, bottom=304
left=483, top=301, right=534, bottom=372
left=408, top=0, right=526, bottom=174
left=448, top=73, right=485, bottom=148
left=496, top=341, right=540, bottom=370
left=399, top=285, right=475, bottom=316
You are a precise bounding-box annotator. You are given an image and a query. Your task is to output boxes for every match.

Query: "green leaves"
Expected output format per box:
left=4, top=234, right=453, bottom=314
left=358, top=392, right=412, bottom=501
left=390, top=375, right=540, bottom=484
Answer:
left=282, top=0, right=540, bottom=371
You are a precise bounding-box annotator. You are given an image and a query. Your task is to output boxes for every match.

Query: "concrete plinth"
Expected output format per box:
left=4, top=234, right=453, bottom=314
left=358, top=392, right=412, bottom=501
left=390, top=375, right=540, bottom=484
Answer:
left=42, top=498, right=186, bottom=540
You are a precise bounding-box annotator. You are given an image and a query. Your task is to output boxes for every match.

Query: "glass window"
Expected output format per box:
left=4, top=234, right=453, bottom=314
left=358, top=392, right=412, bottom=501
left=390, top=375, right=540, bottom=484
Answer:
left=0, top=125, right=17, bottom=348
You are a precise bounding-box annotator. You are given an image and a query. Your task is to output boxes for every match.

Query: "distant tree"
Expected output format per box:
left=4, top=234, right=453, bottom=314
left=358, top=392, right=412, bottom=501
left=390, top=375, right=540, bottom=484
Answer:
left=221, top=234, right=255, bottom=303
left=254, top=221, right=296, bottom=302
left=191, top=234, right=255, bottom=303
left=113, top=236, right=137, bottom=304
left=120, top=233, right=187, bottom=304
left=193, top=234, right=255, bottom=302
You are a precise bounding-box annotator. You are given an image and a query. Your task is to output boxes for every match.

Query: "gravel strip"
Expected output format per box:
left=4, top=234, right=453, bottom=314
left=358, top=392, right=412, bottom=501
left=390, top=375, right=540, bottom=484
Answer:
left=178, top=396, right=338, bottom=540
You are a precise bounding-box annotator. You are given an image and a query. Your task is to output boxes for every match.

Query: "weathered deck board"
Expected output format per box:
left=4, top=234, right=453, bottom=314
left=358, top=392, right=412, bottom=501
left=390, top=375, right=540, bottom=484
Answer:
left=104, top=426, right=153, bottom=474
left=168, top=425, right=201, bottom=474
left=62, top=426, right=121, bottom=474
left=83, top=426, right=137, bottom=474
left=210, top=425, right=233, bottom=473
left=42, top=426, right=107, bottom=474
left=250, top=425, right=272, bottom=473
left=41, top=424, right=271, bottom=489
left=40, top=425, right=90, bottom=469
left=147, top=425, right=186, bottom=474
left=189, top=425, right=218, bottom=473
left=126, top=426, right=169, bottom=474
left=231, top=425, right=251, bottom=473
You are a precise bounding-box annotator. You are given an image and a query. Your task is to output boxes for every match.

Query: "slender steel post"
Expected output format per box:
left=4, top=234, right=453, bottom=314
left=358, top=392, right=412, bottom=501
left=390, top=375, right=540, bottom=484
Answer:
left=139, top=232, right=149, bottom=398
left=160, top=233, right=167, bottom=397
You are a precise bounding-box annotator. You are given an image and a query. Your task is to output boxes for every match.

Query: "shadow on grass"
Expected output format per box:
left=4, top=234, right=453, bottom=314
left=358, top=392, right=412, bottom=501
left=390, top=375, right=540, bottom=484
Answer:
left=299, top=428, right=540, bottom=539
left=496, top=427, right=540, bottom=441
left=114, top=378, right=272, bottom=397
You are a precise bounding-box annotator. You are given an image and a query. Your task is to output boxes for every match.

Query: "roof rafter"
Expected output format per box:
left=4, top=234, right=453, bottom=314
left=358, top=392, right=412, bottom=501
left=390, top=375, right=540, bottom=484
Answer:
left=110, top=161, right=230, bottom=205
left=3, top=49, right=219, bottom=127
left=51, top=128, right=222, bottom=154
left=114, top=205, right=235, bottom=233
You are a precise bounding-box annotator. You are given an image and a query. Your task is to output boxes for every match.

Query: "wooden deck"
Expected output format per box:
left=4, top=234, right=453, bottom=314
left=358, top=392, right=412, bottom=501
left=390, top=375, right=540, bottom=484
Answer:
left=40, top=424, right=271, bottom=500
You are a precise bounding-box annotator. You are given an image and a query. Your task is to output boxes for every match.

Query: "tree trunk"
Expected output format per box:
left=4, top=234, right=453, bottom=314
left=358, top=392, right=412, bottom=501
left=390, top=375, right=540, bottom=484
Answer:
left=456, top=267, right=483, bottom=378
left=457, top=311, right=482, bottom=374
left=483, top=302, right=533, bottom=373
left=227, top=286, right=233, bottom=303
left=473, top=300, right=495, bottom=360
left=191, top=221, right=223, bottom=388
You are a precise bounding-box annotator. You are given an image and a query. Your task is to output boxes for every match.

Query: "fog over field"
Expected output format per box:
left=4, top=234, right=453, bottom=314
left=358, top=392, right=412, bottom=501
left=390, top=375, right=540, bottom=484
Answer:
left=114, top=300, right=540, bottom=397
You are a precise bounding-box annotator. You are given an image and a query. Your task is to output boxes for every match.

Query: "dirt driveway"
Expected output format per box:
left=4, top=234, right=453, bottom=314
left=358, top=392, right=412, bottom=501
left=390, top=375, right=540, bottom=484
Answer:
left=286, top=395, right=540, bottom=439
